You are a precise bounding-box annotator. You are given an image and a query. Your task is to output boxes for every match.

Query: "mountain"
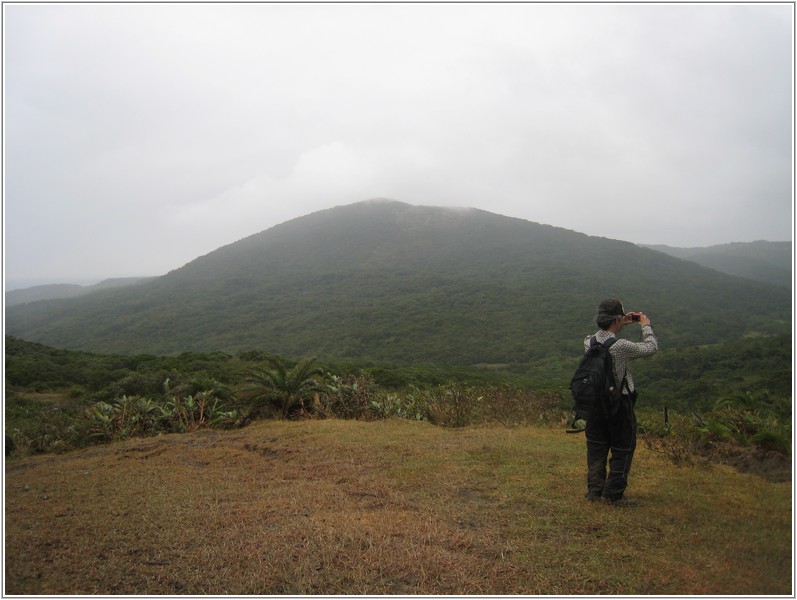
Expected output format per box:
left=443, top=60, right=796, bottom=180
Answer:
left=5, top=277, right=156, bottom=307
left=5, top=200, right=791, bottom=370
left=642, top=241, right=791, bottom=288
left=5, top=283, right=85, bottom=306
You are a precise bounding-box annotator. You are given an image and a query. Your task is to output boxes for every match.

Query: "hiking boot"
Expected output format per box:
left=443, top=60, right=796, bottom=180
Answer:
left=585, top=493, right=602, bottom=502
left=602, top=496, right=637, bottom=507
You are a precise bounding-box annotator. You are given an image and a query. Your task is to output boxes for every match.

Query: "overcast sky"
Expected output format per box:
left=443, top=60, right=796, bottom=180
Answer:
left=4, top=2, right=793, bottom=288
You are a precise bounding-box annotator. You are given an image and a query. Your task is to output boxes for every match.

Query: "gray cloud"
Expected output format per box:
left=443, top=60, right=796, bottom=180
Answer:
left=4, top=3, right=792, bottom=287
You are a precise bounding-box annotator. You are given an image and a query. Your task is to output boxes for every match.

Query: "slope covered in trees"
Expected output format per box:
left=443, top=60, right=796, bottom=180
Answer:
left=5, top=277, right=155, bottom=307
left=6, top=200, right=790, bottom=372
left=642, top=241, right=791, bottom=288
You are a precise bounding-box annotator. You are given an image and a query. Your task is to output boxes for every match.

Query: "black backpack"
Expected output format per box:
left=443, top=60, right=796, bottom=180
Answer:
left=567, top=336, right=621, bottom=432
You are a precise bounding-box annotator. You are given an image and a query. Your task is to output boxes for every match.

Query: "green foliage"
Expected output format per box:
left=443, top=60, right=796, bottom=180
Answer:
left=644, top=241, right=791, bottom=288
left=640, top=385, right=791, bottom=471
left=87, top=395, right=161, bottom=441
left=5, top=335, right=791, bottom=470
left=632, top=334, right=791, bottom=412
left=162, top=389, right=238, bottom=434
left=4, top=340, right=243, bottom=456
left=367, top=388, right=428, bottom=421
left=242, top=356, right=325, bottom=418
left=704, top=391, right=791, bottom=452
left=5, top=392, right=92, bottom=456
left=85, top=391, right=239, bottom=443
left=320, top=373, right=381, bottom=419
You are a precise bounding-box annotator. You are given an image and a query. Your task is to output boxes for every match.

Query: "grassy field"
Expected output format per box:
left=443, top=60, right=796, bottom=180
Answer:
left=4, top=418, right=792, bottom=595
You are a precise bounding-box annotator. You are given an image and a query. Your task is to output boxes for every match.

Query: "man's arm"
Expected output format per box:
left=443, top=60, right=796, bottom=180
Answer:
left=621, top=324, right=658, bottom=358
left=616, top=312, right=657, bottom=358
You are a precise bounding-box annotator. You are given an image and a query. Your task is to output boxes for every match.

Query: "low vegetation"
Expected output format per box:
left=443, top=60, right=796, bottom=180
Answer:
left=6, top=335, right=790, bottom=468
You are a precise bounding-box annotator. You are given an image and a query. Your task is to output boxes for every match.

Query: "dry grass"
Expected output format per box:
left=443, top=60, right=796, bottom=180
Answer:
left=4, top=419, right=792, bottom=595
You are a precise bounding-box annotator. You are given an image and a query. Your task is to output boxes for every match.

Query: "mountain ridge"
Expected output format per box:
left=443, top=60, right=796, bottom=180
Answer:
left=10, top=231, right=792, bottom=298
left=5, top=200, right=790, bottom=371
left=5, top=277, right=156, bottom=307
left=641, top=241, right=791, bottom=288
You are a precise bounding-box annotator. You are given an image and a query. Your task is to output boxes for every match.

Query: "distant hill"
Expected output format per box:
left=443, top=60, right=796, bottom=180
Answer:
left=5, top=277, right=156, bottom=307
left=5, top=200, right=791, bottom=372
left=642, top=241, right=791, bottom=288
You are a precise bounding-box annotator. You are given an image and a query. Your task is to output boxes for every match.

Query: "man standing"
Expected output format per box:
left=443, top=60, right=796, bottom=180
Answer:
left=585, top=298, right=658, bottom=506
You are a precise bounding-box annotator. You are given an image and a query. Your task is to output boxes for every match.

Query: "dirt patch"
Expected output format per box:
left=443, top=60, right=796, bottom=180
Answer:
left=713, top=445, right=791, bottom=483
left=16, top=391, right=72, bottom=403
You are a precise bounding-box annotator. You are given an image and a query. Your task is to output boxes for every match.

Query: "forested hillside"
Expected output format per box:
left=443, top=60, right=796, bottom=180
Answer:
left=643, top=241, right=791, bottom=287
left=5, top=201, right=790, bottom=376
left=5, top=277, right=155, bottom=307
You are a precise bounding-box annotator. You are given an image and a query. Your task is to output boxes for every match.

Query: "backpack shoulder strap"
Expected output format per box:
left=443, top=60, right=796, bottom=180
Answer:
left=601, top=337, right=630, bottom=393
left=602, top=337, right=618, bottom=350
left=599, top=336, right=619, bottom=390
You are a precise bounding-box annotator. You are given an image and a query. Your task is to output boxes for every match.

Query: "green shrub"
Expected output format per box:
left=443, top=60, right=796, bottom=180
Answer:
left=5, top=392, right=92, bottom=457
left=86, top=395, right=162, bottom=441
left=163, top=392, right=238, bottom=433
left=242, top=356, right=324, bottom=419
left=320, top=374, right=379, bottom=419
left=698, top=420, right=734, bottom=444
left=368, top=389, right=427, bottom=421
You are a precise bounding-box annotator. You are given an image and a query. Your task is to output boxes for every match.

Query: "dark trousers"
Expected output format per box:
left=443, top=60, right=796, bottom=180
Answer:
left=585, top=394, right=637, bottom=500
